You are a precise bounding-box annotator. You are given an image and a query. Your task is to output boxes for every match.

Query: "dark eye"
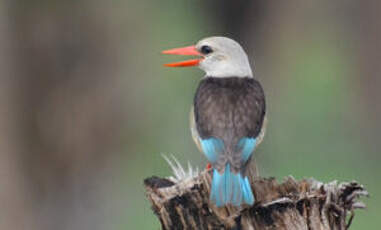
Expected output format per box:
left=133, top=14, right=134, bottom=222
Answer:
left=200, top=45, right=213, bottom=55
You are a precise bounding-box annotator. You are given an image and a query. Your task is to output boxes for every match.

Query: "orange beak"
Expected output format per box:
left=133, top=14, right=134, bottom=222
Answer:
left=162, top=45, right=202, bottom=67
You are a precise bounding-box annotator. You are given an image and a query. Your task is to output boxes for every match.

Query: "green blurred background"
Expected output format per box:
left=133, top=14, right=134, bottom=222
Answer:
left=0, top=0, right=379, bottom=229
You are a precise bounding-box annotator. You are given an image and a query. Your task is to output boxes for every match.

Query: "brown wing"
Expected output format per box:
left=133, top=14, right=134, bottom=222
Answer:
left=193, top=77, right=266, bottom=172
left=194, top=77, right=265, bottom=140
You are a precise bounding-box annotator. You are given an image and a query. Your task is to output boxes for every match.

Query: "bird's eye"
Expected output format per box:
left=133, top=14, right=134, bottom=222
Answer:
left=200, top=45, right=213, bottom=55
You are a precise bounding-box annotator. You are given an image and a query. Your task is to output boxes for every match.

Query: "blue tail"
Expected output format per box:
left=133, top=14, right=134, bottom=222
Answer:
left=210, top=164, right=254, bottom=207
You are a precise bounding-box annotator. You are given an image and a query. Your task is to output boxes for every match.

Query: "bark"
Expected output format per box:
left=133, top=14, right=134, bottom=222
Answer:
left=144, top=171, right=367, bottom=230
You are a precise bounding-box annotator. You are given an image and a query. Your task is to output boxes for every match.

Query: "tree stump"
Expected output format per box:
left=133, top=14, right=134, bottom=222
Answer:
left=144, top=169, right=368, bottom=230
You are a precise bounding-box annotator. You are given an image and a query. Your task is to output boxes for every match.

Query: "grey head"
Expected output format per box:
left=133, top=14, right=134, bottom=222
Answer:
left=195, top=37, right=253, bottom=78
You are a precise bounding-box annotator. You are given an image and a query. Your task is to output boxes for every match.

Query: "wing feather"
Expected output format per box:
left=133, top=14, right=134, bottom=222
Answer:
left=193, top=77, right=266, bottom=173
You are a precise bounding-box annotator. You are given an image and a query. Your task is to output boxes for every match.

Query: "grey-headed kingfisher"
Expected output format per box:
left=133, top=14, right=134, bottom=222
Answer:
left=162, top=37, right=266, bottom=207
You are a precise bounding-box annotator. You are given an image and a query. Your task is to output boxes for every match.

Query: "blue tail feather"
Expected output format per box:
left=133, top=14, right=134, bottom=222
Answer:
left=210, top=164, right=254, bottom=207
left=242, top=177, right=254, bottom=205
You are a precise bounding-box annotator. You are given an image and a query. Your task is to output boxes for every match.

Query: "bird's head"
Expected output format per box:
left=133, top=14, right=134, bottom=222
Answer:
left=162, top=36, right=253, bottom=78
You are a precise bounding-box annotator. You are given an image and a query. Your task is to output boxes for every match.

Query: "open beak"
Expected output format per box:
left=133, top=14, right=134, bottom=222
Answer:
left=162, top=45, right=202, bottom=67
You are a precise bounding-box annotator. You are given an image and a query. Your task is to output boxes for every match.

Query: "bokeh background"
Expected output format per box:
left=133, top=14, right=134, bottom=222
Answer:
left=0, top=0, right=380, bottom=229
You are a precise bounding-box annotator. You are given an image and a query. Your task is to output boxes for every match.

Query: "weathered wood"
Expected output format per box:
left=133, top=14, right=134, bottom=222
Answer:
left=144, top=170, right=367, bottom=230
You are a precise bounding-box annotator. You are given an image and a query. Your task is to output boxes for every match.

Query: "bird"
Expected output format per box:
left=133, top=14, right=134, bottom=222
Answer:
left=162, top=36, right=266, bottom=207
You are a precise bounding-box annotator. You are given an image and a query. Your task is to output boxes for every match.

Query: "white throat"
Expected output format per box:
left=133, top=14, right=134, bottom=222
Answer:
left=202, top=60, right=253, bottom=78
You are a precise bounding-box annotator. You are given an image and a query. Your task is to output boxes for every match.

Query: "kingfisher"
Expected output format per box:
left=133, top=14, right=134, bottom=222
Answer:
left=162, top=37, right=266, bottom=207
